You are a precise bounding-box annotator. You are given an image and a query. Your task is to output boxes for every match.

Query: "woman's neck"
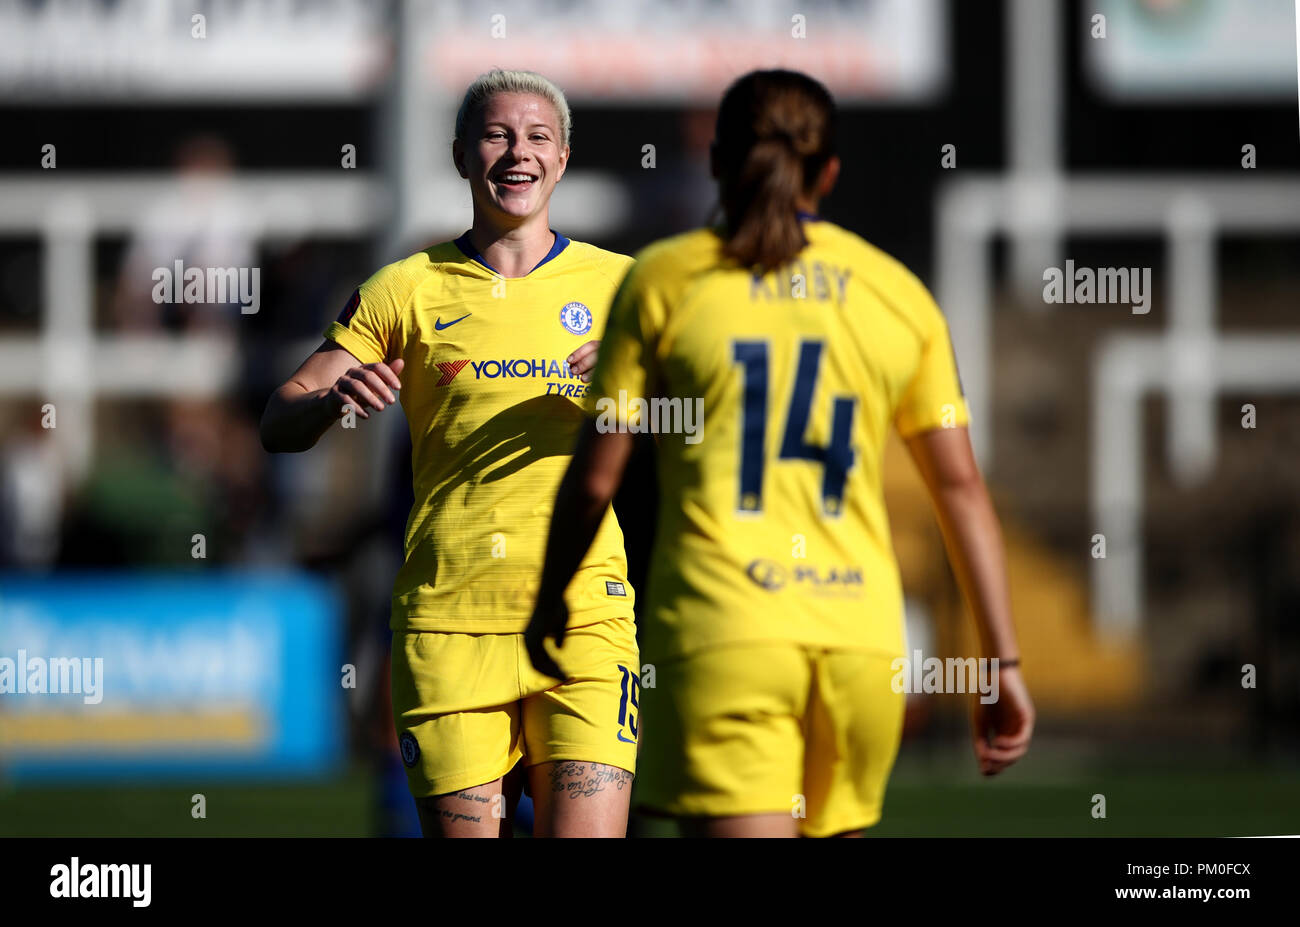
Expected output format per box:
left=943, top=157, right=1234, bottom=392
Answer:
left=466, top=212, right=556, bottom=278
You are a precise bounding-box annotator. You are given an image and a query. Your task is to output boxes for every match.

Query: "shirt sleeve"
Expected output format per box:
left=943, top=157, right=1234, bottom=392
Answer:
left=893, top=275, right=970, bottom=438
left=583, top=260, right=664, bottom=423
left=322, top=265, right=404, bottom=364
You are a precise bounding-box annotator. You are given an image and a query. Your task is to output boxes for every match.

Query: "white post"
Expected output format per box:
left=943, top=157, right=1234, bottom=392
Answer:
left=1165, top=194, right=1218, bottom=487
left=43, top=195, right=96, bottom=482
left=1008, top=0, right=1064, bottom=302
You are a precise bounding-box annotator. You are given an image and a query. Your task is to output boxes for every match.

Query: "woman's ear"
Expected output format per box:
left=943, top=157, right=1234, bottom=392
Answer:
left=817, top=155, right=841, bottom=198
left=555, top=144, right=570, bottom=183
left=451, top=138, right=468, bottom=180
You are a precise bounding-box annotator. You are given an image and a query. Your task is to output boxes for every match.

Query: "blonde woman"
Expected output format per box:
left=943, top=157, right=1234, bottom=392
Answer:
left=262, top=70, right=639, bottom=837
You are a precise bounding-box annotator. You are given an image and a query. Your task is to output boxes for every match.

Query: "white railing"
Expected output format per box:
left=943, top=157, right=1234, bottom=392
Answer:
left=0, top=170, right=626, bottom=484
left=935, top=174, right=1300, bottom=640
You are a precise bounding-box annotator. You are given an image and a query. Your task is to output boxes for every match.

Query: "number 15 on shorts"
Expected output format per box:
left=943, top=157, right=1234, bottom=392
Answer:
left=617, top=664, right=639, bottom=743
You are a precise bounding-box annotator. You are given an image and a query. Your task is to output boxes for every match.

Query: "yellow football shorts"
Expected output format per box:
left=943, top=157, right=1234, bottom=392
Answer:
left=635, top=642, right=905, bottom=837
left=391, top=613, right=640, bottom=797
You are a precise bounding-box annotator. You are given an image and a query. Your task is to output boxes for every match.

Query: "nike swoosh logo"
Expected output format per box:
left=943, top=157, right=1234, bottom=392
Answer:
left=617, top=730, right=637, bottom=744
left=434, top=313, right=471, bottom=331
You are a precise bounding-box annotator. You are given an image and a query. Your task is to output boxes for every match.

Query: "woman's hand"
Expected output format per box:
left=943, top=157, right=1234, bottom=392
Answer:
left=328, top=357, right=405, bottom=419
left=261, top=343, right=404, bottom=453
left=970, top=664, right=1034, bottom=776
left=567, top=341, right=599, bottom=383
left=524, top=598, right=570, bottom=681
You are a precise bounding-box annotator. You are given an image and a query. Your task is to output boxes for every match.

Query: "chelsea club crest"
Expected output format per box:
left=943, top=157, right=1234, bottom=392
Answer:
left=560, top=301, right=593, bottom=335
left=399, top=731, right=420, bottom=768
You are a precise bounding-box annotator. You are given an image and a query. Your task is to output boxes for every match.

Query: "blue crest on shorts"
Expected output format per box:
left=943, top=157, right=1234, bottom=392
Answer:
left=399, top=731, right=420, bottom=768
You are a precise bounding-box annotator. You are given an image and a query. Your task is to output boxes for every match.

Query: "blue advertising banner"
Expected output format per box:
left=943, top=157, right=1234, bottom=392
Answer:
left=0, top=572, right=345, bottom=781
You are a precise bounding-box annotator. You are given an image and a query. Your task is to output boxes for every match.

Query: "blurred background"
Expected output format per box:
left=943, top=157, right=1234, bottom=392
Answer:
left=1, top=0, right=1298, bottom=837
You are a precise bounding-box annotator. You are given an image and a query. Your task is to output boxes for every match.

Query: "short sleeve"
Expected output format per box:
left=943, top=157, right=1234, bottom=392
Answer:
left=583, top=261, right=664, bottom=422
left=893, top=279, right=970, bottom=438
left=323, top=266, right=404, bottom=364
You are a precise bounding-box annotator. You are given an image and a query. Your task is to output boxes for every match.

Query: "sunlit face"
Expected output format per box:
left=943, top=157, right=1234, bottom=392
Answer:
left=454, top=92, right=568, bottom=223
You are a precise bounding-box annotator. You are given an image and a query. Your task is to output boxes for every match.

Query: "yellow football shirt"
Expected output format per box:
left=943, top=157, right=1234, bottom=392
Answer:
left=587, top=218, right=968, bottom=663
left=325, top=232, right=636, bottom=633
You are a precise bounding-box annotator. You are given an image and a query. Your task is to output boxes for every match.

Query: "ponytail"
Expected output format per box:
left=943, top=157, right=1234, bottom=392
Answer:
left=721, top=136, right=807, bottom=274
left=714, top=71, right=837, bottom=273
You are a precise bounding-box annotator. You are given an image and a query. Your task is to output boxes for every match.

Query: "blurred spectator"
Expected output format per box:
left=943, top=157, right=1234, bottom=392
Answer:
left=57, top=399, right=264, bottom=566
left=0, top=409, right=64, bottom=568
left=111, top=135, right=254, bottom=333
left=631, top=109, right=718, bottom=240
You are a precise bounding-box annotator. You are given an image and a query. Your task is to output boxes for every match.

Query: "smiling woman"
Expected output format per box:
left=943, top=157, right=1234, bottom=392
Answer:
left=451, top=70, right=573, bottom=277
left=259, top=68, right=641, bottom=838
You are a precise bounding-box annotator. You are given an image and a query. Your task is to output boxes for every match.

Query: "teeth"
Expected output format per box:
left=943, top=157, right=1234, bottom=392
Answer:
left=500, top=173, right=534, bottom=182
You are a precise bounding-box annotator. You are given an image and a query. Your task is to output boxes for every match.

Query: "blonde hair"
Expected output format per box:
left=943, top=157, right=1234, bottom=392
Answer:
left=454, top=69, right=572, bottom=149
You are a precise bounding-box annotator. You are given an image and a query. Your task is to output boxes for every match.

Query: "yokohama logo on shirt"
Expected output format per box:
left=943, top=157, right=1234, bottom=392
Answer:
left=435, top=359, right=470, bottom=385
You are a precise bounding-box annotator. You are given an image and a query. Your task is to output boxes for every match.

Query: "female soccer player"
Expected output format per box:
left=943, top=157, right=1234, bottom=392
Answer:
left=526, top=69, right=1034, bottom=837
left=261, top=69, right=639, bottom=837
